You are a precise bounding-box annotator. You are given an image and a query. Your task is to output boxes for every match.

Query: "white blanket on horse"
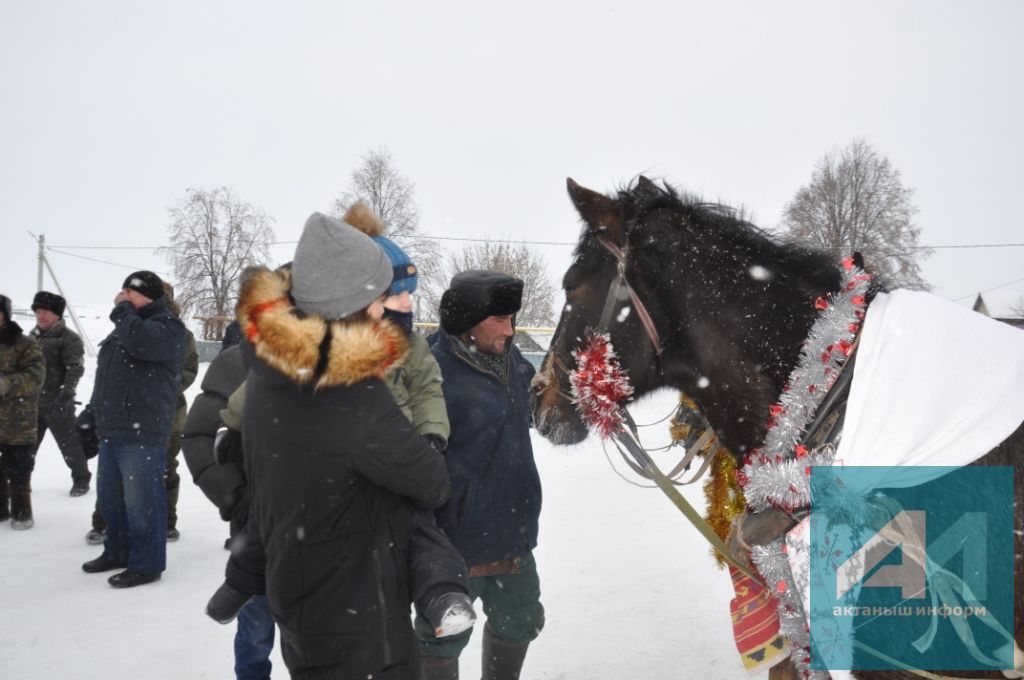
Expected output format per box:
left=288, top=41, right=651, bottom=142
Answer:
left=835, top=289, right=1024, bottom=477
left=790, top=290, right=1024, bottom=678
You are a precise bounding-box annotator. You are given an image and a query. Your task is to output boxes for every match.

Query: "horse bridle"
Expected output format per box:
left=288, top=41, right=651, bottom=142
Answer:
left=594, top=234, right=662, bottom=356
left=536, top=231, right=663, bottom=401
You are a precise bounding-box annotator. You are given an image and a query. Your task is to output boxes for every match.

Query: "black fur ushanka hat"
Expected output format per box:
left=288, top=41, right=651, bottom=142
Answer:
left=439, top=270, right=523, bottom=336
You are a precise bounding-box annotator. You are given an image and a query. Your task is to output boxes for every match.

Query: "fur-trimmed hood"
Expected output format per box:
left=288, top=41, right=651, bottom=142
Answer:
left=237, top=266, right=409, bottom=389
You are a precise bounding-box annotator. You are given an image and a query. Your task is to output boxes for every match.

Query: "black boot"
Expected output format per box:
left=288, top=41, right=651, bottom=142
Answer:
left=482, top=625, right=529, bottom=680
left=419, top=654, right=458, bottom=680
left=206, top=582, right=252, bottom=624
left=0, top=477, right=10, bottom=522
left=10, top=483, right=33, bottom=530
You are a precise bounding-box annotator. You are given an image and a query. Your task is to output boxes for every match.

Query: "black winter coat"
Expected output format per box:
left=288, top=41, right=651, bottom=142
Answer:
left=87, top=298, right=187, bottom=446
left=181, top=344, right=248, bottom=527
left=30, top=320, right=84, bottom=409
left=238, top=266, right=451, bottom=679
left=430, top=330, right=542, bottom=567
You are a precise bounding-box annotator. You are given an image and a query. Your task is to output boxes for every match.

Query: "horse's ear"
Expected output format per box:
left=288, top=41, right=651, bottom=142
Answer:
left=637, top=175, right=657, bottom=191
left=567, top=177, right=624, bottom=241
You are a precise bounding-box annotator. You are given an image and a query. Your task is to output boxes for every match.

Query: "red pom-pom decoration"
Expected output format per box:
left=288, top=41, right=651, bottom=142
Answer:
left=569, top=331, right=635, bottom=439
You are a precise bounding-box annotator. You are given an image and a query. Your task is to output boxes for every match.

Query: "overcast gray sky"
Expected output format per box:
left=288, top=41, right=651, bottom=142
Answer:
left=3, top=0, right=1022, bottom=316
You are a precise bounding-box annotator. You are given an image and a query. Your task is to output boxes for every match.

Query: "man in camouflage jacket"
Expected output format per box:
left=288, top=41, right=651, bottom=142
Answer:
left=0, top=294, right=46, bottom=529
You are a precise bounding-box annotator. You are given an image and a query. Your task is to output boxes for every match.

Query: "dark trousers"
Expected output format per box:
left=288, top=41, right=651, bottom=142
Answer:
left=0, top=444, right=36, bottom=488
left=415, top=551, right=544, bottom=657
left=35, top=401, right=90, bottom=483
left=165, top=431, right=182, bottom=530
left=96, top=439, right=168, bottom=574
left=235, top=595, right=275, bottom=680
left=93, top=429, right=180, bottom=532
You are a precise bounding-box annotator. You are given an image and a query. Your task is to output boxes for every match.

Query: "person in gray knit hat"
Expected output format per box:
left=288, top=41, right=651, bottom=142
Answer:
left=290, top=212, right=393, bottom=320
left=225, top=208, right=452, bottom=679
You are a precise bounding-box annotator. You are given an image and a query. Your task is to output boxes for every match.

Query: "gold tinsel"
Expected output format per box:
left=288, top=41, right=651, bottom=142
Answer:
left=669, top=393, right=747, bottom=567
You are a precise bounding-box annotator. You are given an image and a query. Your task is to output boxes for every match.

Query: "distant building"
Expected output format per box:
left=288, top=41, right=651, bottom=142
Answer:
left=972, top=294, right=990, bottom=317
left=973, top=293, right=1024, bottom=330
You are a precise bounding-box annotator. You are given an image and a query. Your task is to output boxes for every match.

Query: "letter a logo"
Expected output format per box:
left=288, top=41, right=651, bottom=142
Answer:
left=836, top=510, right=927, bottom=601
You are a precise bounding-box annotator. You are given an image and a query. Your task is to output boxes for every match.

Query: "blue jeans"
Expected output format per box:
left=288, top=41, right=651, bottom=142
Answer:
left=96, top=439, right=167, bottom=574
left=235, top=595, right=275, bottom=680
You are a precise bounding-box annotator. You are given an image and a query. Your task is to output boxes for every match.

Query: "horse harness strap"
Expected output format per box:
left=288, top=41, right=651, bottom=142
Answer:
left=799, top=337, right=860, bottom=453
left=595, top=235, right=663, bottom=356
left=612, top=410, right=766, bottom=586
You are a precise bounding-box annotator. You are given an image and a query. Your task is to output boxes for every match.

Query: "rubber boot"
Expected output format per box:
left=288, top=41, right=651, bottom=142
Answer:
left=0, top=477, right=10, bottom=522
left=10, top=483, right=33, bottom=530
left=419, top=654, right=459, bottom=680
left=482, top=625, right=529, bottom=680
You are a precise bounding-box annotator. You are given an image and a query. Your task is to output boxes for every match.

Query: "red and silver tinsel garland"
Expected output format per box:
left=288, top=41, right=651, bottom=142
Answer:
left=739, top=258, right=871, bottom=513
left=742, top=257, right=871, bottom=679
left=569, top=331, right=635, bottom=438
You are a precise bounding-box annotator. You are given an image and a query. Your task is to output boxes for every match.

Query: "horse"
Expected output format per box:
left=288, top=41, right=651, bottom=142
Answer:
left=531, top=176, right=1024, bottom=680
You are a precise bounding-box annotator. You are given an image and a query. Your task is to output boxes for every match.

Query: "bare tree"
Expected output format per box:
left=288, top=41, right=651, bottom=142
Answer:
left=444, top=241, right=557, bottom=327
left=331, top=147, right=445, bottom=317
left=781, top=138, right=932, bottom=290
left=160, top=187, right=275, bottom=340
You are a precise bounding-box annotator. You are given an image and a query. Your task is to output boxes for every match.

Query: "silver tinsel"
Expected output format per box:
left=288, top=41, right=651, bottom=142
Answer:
left=741, top=263, right=871, bottom=513
left=741, top=261, right=871, bottom=678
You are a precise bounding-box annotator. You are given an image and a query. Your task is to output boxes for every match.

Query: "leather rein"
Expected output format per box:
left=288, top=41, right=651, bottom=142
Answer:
left=594, top=234, right=662, bottom=357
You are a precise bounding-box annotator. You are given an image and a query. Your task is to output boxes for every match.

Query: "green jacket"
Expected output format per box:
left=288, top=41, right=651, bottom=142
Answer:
left=222, top=332, right=449, bottom=442
left=0, top=321, right=46, bottom=446
left=171, top=330, right=199, bottom=433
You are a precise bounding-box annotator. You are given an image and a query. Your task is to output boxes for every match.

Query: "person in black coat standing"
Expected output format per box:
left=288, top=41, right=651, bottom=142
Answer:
left=79, top=271, right=187, bottom=589
left=238, top=212, right=450, bottom=679
left=29, top=291, right=90, bottom=496
left=419, top=271, right=545, bottom=680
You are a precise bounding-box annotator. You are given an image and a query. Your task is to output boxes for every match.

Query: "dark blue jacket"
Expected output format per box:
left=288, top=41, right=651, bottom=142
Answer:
left=430, top=330, right=541, bottom=566
left=88, top=298, right=187, bottom=445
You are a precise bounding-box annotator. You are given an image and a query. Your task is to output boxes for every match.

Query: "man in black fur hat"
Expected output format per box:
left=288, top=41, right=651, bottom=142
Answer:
left=79, top=271, right=187, bottom=588
left=419, top=270, right=545, bottom=680
left=29, top=291, right=90, bottom=496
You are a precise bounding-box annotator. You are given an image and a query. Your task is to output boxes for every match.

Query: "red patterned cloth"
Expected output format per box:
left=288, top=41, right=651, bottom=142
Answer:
left=728, top=566, right=790, bottom=673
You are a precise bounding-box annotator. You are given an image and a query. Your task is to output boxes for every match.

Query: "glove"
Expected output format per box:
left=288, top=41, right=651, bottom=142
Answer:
left=78, top=423, right=100, bottom=460
left=51, top=387, right=76, bottom=413
left=423, top=433, right=447, bottom=454
left=214, top=427, right=243, bottom=465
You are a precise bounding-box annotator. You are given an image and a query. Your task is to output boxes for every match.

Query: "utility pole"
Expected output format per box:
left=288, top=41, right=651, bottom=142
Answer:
left=26, top=231, right=96, bottom=357
left=40, top=249, right=97, bottom=357
left=34, top=232, right=45, bottom=291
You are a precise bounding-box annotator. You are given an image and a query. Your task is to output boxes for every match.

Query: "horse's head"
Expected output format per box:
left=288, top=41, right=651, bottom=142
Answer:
left=534, top=176, right=844, bottom=454
left=532, top=177, right=670, bottom=445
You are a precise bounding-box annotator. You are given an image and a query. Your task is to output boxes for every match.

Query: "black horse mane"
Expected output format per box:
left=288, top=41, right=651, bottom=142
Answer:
left=609, top=179, right=844, bottom=296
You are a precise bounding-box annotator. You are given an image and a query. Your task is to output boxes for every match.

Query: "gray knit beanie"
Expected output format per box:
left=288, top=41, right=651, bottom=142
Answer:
left=290, top=212, right=393, bottom=319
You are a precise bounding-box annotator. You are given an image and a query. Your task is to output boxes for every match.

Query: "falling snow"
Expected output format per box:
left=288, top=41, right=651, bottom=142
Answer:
left=3, top=314, right=757, bottom=680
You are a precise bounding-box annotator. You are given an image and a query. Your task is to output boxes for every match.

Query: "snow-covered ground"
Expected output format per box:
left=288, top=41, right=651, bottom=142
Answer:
left=1, top=305, right=761, bottom=679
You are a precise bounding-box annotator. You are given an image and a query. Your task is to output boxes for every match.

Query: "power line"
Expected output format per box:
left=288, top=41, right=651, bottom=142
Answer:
left=951, top=276, right=1024, bottom=302
left=46, top=238, right=1024, bottom=251
left=46, top=247, right=170, bottom=276
left=46, top=245, right=159, bottom=250
left=38, top=235, right=1024, bottom=303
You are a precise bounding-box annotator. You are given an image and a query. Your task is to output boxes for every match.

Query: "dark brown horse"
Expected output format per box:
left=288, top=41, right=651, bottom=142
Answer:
left=532, top=176, right=1023, bottom=679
